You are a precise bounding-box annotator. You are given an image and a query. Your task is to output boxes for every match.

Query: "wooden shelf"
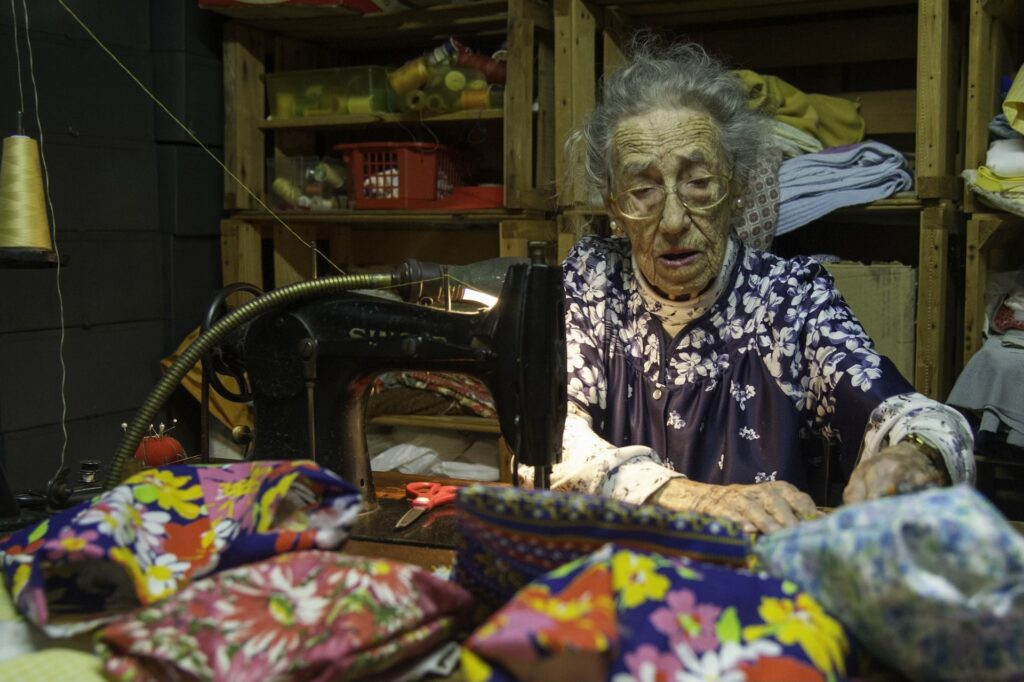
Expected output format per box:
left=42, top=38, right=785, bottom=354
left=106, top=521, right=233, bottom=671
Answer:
left=231, top=208, right=547, bottom=225
left=369, top=413, right=501, bottom=434
left=562, top=195, right=925, bottom=222
left=259, top=108, right=504, bottom=131
left=586, top=0, right=917, bottom=24
left=206, top=0, right=549, bottom=46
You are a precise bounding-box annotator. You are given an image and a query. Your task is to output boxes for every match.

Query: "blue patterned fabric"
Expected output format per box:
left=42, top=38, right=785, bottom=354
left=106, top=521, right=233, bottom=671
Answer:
left=563, top=235, right=913, bottom=493
left=462, top=543, right=860, bottom=682
left=451, top=485, right=752, bottom=609
left=755, top=485, right=1024, bottom=681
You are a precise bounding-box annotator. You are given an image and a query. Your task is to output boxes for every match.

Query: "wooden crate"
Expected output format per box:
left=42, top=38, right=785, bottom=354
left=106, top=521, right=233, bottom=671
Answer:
left=552, top=0, right=968, bottom=398
left=963, top=0, right=1024, bottom=214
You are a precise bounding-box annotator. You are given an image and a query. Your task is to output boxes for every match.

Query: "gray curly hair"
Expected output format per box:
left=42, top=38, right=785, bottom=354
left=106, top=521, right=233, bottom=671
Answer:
left=568, top=35, right=770, bottom=199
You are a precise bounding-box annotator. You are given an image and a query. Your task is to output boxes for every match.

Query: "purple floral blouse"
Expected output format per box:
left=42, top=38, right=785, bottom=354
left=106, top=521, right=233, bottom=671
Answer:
left=556, top=235, right=974, bottom=504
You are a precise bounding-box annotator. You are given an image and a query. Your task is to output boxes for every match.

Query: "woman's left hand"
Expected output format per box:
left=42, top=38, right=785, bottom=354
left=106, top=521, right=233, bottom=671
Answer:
left=843, top=441, right=949, bottom=504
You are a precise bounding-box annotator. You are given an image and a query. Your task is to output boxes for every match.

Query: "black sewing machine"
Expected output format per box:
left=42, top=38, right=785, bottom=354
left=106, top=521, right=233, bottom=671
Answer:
left=206, top=259, right=567, bottom=513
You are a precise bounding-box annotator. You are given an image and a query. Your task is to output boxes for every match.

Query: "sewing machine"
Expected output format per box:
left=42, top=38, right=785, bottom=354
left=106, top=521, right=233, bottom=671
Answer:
left=208, top=259, right=567, bottom=513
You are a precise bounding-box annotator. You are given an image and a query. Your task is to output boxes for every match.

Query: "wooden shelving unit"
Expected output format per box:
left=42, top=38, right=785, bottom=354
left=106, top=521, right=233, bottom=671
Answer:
left=553, top=0, right=968, bottom=398
left=213, top=0, right=559, bottom=294
left=961, top=0, right=1024, bottom=364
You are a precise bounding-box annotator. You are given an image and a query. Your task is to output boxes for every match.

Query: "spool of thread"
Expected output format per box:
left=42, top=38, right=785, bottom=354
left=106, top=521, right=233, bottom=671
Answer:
left=458, top=88, right=490, bottom=110
left=403, top=89, right=426, bottom=112
left=271, top=177, right=303, bottom=206
left=347, top=96, right=374, bottom=114
left=443, top=69, right=467, bottom=92
left=388, top=57, right=429, bottom=95
left=0, top=136, right=53, bottom=251
left=315, top=161, right=346, bottom=190
left=456, top=52, right=507, bottom=85
left=275, top=92, right=297, bottom=118
left=425, top=94, right=447, bottom=113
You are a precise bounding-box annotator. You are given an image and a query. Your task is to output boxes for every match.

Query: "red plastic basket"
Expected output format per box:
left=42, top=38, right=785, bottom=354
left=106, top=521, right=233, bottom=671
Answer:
left=335, top=141, right=462, bottom=209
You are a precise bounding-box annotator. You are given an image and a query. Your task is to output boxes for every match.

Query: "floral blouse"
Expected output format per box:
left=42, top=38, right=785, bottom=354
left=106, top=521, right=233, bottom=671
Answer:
left=556, top=235, right=974, bottom=504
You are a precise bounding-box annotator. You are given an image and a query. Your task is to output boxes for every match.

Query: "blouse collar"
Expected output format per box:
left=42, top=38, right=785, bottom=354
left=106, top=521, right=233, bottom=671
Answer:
left=631, top=237, right=739, bottom=333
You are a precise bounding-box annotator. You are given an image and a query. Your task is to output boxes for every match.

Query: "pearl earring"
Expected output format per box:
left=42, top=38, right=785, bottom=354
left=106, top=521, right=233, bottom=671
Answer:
left=610, top=219, right=620, bottom=235
left=734, top=197, right=745, bottom=210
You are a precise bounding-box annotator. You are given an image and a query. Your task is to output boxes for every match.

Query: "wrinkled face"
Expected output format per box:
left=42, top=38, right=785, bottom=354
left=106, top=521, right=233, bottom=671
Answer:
left=609, top=107, right=733, bottom=300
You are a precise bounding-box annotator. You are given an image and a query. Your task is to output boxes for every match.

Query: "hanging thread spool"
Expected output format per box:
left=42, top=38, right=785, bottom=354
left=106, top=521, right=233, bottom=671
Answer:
left=0, top=135, right=54, bottom=254
left=387, top=56, right=429, bottom=96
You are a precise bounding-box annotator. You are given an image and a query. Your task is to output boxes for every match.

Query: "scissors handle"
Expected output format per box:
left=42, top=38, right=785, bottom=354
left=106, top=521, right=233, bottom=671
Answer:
left=406, top=481, right=459, bottom=510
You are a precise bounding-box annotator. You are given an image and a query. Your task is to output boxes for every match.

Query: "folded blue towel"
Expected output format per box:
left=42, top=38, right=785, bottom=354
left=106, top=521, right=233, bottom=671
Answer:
left=775, top=140, right=913, bottom=235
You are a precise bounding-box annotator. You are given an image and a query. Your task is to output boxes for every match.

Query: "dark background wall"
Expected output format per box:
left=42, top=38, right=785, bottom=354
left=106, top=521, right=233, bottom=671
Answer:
left=0, top=1, right=225, bottom=492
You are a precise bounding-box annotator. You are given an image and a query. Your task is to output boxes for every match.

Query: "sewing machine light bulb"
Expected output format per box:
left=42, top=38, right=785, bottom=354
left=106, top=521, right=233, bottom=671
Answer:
left=460, top=287, right=498, bottom=309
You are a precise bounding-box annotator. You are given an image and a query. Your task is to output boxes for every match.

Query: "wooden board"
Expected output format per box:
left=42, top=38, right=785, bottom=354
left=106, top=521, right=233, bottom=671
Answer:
left=915, top=201, right=958, bottom=399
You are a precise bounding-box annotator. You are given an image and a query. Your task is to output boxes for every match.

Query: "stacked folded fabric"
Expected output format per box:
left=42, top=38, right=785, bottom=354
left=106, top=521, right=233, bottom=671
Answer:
left=964, top=138, right=1024, bottom=217
left=775, top=140, right=914, bottom=236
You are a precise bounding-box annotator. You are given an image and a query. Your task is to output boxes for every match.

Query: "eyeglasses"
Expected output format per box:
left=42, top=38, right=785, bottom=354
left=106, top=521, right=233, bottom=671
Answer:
left=610, top=174, right=732, bottom=221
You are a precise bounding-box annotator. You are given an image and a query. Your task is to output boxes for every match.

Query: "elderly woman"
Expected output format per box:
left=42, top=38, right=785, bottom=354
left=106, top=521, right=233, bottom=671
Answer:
left=549, top=38, right=974, bottom=533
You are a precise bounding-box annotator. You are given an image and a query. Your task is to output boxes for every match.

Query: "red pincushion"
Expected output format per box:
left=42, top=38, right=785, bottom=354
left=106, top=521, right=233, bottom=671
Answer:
left=134, top=435, right=186, bottom=466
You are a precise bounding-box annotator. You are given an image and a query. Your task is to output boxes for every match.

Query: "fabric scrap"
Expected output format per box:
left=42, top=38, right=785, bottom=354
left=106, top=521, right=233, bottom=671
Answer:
left=775, top=141, right=913, bottom=235
left=462, top=543, right=859, bottom=682
left=735, top=69, right=864, bottom=148
left=0, top=460, right=362, bottom=636
left=755, top=485, right=1024, bottom=681
left=1003, top=63, right=1024, bottom=135
left=451, top=485, right=752, bottom=609
left=98, top=550, right=473, bottom=682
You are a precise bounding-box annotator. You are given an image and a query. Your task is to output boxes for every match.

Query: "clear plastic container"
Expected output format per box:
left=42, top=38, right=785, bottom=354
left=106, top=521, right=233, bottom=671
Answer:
left=266, top=66, right=393, bottom=119
left=393, top=65, right=491, bottom=115
left=267, top=156, right=348, bottom=210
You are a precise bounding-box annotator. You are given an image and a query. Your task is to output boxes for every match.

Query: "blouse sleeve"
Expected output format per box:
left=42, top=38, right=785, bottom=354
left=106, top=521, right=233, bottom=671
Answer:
left=515, top=404, right=685, bottom=504
left=857, top=393, right=975, bottom=484
left=765, top=259, right=974, bottom=479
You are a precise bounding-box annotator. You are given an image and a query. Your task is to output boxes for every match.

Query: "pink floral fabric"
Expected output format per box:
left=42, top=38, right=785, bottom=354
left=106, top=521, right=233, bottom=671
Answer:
left=98, top=550, right=474, bottom=682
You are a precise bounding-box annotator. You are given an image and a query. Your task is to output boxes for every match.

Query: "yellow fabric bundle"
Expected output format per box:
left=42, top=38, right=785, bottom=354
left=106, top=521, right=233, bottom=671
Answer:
left=1003, top=64, right=1024, bottom=135
left=973, top=165, right=1024, bottom=194
left=735, top=69, right=865, bottom=148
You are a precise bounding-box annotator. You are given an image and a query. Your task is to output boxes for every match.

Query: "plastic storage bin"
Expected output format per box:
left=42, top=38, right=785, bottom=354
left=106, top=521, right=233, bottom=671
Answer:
left=266, top=66, right=392, bottom=119
left=267, top=156, right=347, bottom=210
left=335, top=142, right=463, bottom=209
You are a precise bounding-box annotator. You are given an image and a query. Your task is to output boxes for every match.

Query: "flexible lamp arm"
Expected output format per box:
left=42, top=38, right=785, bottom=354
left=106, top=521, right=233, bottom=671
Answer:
left=105, top=272, right=393, bottom=489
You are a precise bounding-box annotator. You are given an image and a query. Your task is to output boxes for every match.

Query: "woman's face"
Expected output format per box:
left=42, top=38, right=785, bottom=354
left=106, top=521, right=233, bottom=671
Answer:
left=609, top=107, right=733, bottom=300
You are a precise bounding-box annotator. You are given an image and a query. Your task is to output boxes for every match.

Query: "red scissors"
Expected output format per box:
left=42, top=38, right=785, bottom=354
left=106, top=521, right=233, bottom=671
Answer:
left=394, top=481, right=459, bottom=530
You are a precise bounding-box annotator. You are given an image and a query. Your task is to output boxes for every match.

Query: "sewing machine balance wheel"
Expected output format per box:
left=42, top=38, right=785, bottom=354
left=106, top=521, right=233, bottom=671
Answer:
left=201, top=282, right=263, bottom=403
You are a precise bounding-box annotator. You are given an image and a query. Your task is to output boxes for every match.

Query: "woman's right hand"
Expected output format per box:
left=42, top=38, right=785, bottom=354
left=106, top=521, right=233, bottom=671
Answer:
left=650, top=478, right=818, bottom=534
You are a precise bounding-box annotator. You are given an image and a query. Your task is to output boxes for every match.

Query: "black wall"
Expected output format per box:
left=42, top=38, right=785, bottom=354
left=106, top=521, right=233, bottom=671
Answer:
left=0, top=1, right=225, bottom=492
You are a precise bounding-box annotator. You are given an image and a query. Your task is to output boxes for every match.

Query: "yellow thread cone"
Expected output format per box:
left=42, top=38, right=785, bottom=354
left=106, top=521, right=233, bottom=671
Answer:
left=0, top=135, right=53, bottom=251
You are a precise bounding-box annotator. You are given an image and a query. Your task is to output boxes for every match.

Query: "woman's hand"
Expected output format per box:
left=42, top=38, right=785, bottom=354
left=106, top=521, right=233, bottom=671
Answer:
left=650, top=478, right=818, bottom=534
left=843, top=440, right=949, bottom=504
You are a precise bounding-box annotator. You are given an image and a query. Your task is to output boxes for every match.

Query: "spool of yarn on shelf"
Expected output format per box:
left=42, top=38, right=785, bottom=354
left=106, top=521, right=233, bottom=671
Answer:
left=459, top=88, right=490, bottom=110
left=388, top=56, right=429, bottom=96
left=347, top=96, right=374, bottom=114
left=403, top=89, right=427, bottom=112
